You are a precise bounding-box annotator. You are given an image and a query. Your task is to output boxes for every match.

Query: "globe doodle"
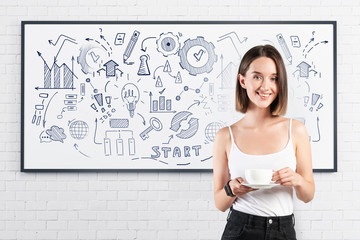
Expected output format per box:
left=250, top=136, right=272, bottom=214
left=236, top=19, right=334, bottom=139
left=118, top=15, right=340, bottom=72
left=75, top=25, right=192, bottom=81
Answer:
left=205, top=122, right=223, bottom=142
left=69, top=120, right=89, bottom=140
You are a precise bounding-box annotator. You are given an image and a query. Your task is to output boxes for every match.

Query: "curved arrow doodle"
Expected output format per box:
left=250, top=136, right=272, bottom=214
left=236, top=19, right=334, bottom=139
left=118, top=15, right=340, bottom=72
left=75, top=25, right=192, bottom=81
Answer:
left=93, top=118, right=102, bottom=145
left=162, top=135, right=174, bottom=144
left=305, top=41, right=328, bottom=58
left=312, top=117, right=321, bottom=142
left=74, top=144, right=90, bottom=158
left=152, top=65, right=165, bottom=79
left=137, top=113, right=146, bottom=125
left=100, top=35, right=113, bottom=52
left=141, top=37, right=156, bottom=52
left=42, top=92, right=58, bottom=128
left=187, top=100, right=201, bottom=110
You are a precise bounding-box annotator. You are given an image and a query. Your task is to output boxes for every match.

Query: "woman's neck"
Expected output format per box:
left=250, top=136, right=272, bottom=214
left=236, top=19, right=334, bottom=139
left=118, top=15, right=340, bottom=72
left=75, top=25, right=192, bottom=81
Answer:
left=242, top=108, right=275, bottom=127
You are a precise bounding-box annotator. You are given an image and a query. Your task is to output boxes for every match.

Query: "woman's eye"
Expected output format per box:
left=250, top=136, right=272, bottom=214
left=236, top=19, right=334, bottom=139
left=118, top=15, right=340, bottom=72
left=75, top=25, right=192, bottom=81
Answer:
left=271, top=77, right=278, bottom=81
left=254, top=76, right=261, bottom=80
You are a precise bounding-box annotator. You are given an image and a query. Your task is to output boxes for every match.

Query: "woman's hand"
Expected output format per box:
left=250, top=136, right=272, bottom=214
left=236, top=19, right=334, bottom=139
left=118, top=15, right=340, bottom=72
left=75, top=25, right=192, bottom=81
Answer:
left=272, top=167, right=302, bottom=187
left=229, top=177, right=258, bottom=196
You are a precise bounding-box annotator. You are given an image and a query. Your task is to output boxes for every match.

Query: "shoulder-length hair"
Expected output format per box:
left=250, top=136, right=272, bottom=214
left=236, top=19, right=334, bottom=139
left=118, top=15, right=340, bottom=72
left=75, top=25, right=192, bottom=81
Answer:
left=235, top=45, right=288, bottom=116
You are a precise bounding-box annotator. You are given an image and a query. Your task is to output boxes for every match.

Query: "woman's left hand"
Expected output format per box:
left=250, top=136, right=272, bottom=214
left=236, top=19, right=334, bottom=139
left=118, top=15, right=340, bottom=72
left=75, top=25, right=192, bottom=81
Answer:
left=272, top=167, right=302, bottom=187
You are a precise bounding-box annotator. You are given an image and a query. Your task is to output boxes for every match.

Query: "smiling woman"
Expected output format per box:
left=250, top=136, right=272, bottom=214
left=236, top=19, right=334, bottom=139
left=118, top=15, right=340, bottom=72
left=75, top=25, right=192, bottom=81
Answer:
left=235, top=45, right=288, bottom=116
left=238, top=57, right=279, bottom=111
left=213, top=45, right=315, bottom=240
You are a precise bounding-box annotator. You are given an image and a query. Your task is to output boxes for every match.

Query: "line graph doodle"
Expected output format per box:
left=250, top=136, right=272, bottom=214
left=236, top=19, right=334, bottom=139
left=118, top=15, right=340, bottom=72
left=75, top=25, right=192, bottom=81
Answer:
left=217, top=32, right=247, bottom=58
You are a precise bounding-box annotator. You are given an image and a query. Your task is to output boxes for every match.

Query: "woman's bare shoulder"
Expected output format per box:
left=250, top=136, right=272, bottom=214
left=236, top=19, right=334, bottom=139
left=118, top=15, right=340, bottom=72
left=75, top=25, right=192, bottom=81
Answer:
left=292, top=119, right=308, bottom=134
left=291, top=118, right=310, bottom=143
left=215, top=126, right=231, bottom=141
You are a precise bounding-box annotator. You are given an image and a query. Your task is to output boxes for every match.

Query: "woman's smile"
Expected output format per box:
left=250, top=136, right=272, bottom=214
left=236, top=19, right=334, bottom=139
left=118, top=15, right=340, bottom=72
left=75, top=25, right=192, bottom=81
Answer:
left=256, top=91, right=271, bottom=100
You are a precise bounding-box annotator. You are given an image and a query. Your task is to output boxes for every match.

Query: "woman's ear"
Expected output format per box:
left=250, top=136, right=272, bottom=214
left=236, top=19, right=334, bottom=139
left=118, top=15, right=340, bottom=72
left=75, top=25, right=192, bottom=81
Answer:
left=238, top=74, right=246, bottom=89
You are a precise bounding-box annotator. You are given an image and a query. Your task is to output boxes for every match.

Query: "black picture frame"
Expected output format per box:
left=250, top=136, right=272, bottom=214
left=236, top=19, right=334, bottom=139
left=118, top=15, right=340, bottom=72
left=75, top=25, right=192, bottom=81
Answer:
left=21, top=21, right=337, bottom=172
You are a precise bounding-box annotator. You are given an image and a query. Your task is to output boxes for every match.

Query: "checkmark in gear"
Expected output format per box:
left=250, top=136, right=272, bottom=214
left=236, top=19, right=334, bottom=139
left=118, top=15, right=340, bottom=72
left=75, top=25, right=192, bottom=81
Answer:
left=178, top=36, right=217, bottom=76
left=194, top=49, right=205, bottom=61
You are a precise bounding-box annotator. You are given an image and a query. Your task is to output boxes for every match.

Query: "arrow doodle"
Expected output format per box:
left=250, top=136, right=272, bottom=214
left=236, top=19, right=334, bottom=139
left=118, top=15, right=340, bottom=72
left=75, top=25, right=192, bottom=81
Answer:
left=137, top=113, right=146, bottom=125
left=100, top=34, right=113, bottom=54
left=305, top=41, right=328, bottom=58
left=141, top=37, right=156, bottom=52
left=42, top=92, right=58, bottom=128
left=93, top=118, right=102, bottom=145
left=74, top=144, right=90, bottom=158
left=312, top=117, right=321, bottom=142
left=187, top=100, right=201, bottom=110
left=53, top=38, right=77, bottom=63
left=162, top=135, right=174, bottom=145
left=48, top=34, right=76, bottom=46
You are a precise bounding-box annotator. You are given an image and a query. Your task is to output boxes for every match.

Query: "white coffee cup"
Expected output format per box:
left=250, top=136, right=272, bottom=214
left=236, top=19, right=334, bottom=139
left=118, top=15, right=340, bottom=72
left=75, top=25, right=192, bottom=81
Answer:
left=245, top=169, right=273, bottom=184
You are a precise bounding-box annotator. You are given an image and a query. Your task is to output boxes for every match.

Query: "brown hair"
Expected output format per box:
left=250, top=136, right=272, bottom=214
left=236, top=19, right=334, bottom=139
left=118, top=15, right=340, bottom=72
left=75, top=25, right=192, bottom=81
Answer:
left=235, top=45, right=288, bottom=115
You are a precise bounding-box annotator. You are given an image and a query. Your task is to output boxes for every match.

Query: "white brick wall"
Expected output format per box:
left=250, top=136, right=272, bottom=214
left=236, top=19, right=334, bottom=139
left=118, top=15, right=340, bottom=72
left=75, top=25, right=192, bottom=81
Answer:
left=0, top=0, right=358, bottom=239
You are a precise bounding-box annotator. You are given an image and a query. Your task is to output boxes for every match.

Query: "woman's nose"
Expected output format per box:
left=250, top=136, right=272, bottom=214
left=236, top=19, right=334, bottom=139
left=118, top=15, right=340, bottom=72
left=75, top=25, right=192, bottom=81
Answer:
left=260, top=79, right=270, bottom=91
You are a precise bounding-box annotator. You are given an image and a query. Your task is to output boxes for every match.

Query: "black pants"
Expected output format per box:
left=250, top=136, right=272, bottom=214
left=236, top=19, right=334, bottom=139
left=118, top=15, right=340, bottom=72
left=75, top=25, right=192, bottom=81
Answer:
left=221, top=208, right=296, bottom=240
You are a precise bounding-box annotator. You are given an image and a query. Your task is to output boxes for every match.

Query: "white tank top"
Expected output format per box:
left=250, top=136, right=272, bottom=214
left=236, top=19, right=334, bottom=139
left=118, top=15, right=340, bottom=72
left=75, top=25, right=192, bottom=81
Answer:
left=228, top=119, right=297, bottom=217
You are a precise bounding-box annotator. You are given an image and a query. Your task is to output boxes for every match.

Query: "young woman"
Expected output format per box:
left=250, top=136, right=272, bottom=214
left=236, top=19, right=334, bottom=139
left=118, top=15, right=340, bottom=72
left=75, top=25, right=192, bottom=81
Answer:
left=213, top=45, right=315, bottom=240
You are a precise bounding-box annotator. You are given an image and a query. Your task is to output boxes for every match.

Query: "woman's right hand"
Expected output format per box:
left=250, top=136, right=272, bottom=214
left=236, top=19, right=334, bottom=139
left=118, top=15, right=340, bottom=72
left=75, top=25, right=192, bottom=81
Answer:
left=229, top=177, right=258, bottom=196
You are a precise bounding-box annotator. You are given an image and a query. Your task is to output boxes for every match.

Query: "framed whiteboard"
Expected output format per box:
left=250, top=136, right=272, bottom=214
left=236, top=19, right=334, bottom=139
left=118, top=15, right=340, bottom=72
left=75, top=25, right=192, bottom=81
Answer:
left=21, top=21, right=337, bottom=172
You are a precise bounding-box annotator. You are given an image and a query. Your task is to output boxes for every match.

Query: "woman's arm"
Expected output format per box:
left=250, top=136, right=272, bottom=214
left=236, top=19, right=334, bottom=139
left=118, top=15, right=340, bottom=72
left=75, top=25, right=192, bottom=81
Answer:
left=273, top=120, right=315, bottom=203
left=213, top=127, right=257, bottom=212
left=213, top=128, right=236, bottom=212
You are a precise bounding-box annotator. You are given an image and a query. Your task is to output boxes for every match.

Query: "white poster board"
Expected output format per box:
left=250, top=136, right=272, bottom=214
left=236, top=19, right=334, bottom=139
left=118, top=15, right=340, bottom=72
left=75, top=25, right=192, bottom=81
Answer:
left=21, top=21, right=336, bottom=171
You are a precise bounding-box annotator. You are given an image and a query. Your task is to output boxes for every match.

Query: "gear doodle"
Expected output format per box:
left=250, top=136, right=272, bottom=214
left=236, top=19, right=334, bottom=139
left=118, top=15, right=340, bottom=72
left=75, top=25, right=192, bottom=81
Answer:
left=77, top=44, right=105, bottom=75
left=178, top=36, right=217, bottom=76
left=156, top=32, right=180, bottom=57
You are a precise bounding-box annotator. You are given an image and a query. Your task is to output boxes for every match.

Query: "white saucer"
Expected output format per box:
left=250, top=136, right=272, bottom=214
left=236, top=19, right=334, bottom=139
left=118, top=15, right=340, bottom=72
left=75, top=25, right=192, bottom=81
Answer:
left=242, top=183, right=279, bottom=189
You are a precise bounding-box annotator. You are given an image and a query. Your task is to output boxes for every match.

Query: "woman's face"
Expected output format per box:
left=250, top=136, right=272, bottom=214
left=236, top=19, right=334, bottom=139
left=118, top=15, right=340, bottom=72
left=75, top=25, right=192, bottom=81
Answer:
left=239, top=56, right=279, bottom=111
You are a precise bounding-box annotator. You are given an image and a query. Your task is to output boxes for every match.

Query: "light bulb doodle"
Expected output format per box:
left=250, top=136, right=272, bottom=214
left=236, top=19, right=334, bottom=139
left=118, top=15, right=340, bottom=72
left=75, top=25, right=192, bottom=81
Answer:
left=121, top=83, right=140, bottom=118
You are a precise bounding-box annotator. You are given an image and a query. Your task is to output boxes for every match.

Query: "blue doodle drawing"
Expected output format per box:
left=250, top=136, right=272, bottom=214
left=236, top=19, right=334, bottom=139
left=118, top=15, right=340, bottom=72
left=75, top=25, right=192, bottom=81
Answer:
left=217, top=32, right=247, bottom=59
left=276, top=33, right=292, bottom=64
left=137, top=55, right=150, bottom=75
left=121, top=83, right=140, bottom=118
left=149, top=92, right=175, bottom=113
left=175, top=77, right=209, bottom=101
left=140, top=117, right=163, bottom=140
left=178, top=36, right=217, bottom=76
left=290, top=36, right=301, bottom=48
left=156, top=32, right=180, bottom=57
left=77, top=43, right=106, bottom=75
left=123, top=30, right=140, bottom=65
left=37, top=52, right=77, bottom=90
left=97, top=60, right=122, bottom=77
left=45, top=125, right=67, bottom=143
left=114, top=33, right=125, bottom=45
left=104, top=130, right=135, bottom=156
left=69, top=120, right=89, bottom=140
left=170, top=111, right=199, bottom=139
